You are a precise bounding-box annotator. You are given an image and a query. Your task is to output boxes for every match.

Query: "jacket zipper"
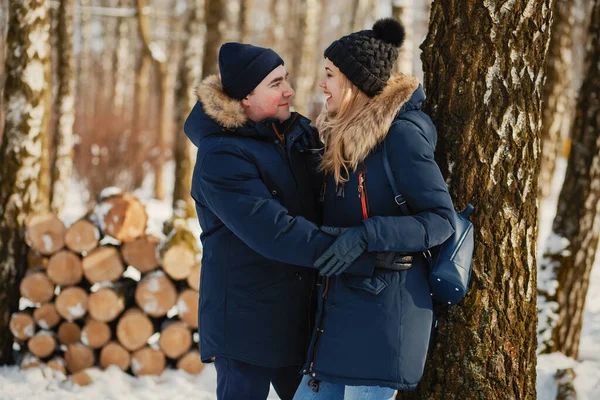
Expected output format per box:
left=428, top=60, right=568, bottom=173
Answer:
left=271, top=122, right=285, bottom=149
left=358, top=172, right=370, bottom=219
left=309, top=173, right=369, bottom=375
left=308, top=278, right=328, bottom=374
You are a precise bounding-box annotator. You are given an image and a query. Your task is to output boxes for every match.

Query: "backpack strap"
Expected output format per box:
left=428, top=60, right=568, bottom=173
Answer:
left=382, top=139, right=410, bottom=216
left=382, top=112, right=430, bottom=216
left=383, top=113, right=434, bottom=260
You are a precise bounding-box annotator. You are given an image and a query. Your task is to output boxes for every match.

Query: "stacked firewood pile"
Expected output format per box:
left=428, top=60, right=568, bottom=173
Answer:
left=9, top=190, right=204, bottom=385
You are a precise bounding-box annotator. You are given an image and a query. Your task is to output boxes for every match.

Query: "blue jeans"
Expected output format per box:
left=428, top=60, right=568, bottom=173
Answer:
left=214, top=357, right=302, bottom=400
left=293, top=374, right=396, bottom=400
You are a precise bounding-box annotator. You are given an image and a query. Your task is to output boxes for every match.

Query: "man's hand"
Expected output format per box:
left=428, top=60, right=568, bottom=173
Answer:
left=315, top=226, right=368, bottom=276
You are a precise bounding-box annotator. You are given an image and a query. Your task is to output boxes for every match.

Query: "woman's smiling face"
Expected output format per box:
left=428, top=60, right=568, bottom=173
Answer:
left=319, top=58, right=344, bottom=113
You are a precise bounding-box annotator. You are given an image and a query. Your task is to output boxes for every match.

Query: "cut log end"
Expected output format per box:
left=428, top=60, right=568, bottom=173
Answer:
left=27, top=332, right=57, bottom=359
left=177, top=289, right=199, bottom=329
left=46, top=356, right=67, bottom=376
left=88, top=287, right=125, bottom=322
left=177, top=350, right=204, bottom=375
left=82, top=246, right=124, bottom=284
left=162, top=244, right=196, bottom=281
left=57, top=321, right=81, bottom=345
left=187, top=263, right=201, bottom=291
left=20, top=272, right=55, bottom=304
left=65, top=343, right=96, bottom=374
left=70, top=369, right=97, bottom=386
left=25, top=213, right=66, bottom=255
left=121, top=236, right=160, bottom=273
left=131, top=347, right=166, bottom=376
left=96, top=193, right=148, bottom=242
left=33, top=303, right=61, bottom=330
left=116, top=308, right=154, bottom=352
left=10, top=313, right=36, bottom=341
left=99, top=341, right=131, bottom=371
left=56, top=287, right=88, bottom=321
left=159, top=322, right=192, bottom=359
left=81, top=320, right=112, bottom=349
left=135, top=272, right=177, bottom=318
left=65, top=219, right=100, bottom=254
left=47, top=250, right=84, bottom=286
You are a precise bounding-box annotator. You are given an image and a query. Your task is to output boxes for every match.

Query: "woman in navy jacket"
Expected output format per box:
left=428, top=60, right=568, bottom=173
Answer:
left=294, top=19, right=456, bottom=399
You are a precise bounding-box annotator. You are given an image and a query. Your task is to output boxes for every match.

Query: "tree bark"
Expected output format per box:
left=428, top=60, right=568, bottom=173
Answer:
left=538, top=0, right=577, bottom=203
left=401, top=1, right=553, bottom=398
left=50, top=0, right=76, bottom=216
left=538, top=0, right=600, bottom=358
left=202, top=0, right=225, bottom=78
left=173, top=0, right=205, bottom=216
left=0, top=0, right=51, bottom=365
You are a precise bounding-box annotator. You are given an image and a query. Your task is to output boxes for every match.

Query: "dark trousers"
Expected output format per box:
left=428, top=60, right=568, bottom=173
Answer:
left=214, top=357, right=302, bottom=400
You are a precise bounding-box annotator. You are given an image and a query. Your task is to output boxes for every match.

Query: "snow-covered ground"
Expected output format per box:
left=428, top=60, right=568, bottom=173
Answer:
left=2, top=158, right=600, bottom=399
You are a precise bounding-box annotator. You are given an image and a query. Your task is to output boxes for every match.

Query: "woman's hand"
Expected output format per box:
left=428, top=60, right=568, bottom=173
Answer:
left=315, top=226, right=368, bottom=276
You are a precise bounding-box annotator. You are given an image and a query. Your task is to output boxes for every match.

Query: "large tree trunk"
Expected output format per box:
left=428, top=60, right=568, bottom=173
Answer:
left=50, top=0, right=76, bottom=216
left=173, top=0, right=205, bottom=216
left=399, top=1, right=553, bottom=398
left=202, top=0, right=225, bottom=78
left=0, top=0, right=51, bottom=365
left=538, top=0, right=577, bottom=203
left=538, top=0, right=600, bottom=358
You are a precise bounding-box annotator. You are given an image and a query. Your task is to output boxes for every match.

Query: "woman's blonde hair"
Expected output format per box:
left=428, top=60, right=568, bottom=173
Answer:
left=317, top=74, right=371, bottom=185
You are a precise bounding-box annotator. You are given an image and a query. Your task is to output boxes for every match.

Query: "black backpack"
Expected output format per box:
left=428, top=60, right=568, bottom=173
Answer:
left=383, top=114, right=475, bottom=305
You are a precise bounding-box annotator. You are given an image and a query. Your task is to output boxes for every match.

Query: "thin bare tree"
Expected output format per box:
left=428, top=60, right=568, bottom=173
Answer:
left=538, top=0, right=600, bottom=358
left=173, top=0, right=205, bottom=216
left=538, top=0, right=577, bottom=202
left=50, top=0, right=76, bottom=216
left=202, top=0, right=225, bottom=77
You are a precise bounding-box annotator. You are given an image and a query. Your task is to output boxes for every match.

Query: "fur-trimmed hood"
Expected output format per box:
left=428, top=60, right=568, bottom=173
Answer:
left=319, top=73, right=425, bottom=174
left=184, top=75, right=249, bottom=147
left=195, top=74, right=248, bottom=129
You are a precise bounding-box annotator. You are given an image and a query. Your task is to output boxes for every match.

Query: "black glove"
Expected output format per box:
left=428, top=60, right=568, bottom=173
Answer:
left=315, top=226, right=368, bottom=276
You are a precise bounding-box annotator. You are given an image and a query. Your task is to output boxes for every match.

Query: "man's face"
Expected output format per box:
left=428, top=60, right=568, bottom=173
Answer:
left=242, top=65, right=295, bottom=123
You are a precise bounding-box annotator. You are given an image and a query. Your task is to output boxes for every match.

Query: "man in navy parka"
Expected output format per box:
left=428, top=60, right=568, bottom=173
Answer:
left=183, top=43, right=374, bottom=400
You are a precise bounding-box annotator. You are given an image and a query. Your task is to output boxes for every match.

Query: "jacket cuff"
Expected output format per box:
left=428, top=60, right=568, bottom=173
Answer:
left=362, top=218, right=378, bottom=252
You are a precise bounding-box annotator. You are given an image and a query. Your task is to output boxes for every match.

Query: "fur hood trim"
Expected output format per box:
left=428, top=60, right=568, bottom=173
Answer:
left=321, top=73, right=420, bottom=170
left=195, top=74, right=248, bottom=129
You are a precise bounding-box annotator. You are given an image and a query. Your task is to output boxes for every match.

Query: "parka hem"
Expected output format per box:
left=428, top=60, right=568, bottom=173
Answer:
left=299, top=369, right=419, bottom=391
left=200, top=351, right=304, bottom=370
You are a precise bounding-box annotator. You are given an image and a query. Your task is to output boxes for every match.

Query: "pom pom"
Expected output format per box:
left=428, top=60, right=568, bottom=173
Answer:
left=372, top=18, right=405, bottom=47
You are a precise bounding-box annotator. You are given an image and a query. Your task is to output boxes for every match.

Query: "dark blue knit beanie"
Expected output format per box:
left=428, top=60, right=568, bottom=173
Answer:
left=218, top=42, right=284, bottom=100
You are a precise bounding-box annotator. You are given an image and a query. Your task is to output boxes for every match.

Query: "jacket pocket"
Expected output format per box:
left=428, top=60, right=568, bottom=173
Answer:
left=341, top=273, right=388, bottom=295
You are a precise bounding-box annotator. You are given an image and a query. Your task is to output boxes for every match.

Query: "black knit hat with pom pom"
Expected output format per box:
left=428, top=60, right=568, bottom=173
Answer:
left=324, top=18, right=405, bottom=97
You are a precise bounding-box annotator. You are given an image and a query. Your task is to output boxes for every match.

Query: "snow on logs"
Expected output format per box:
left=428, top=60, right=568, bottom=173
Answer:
left=12, top=190, right=203, bottom=381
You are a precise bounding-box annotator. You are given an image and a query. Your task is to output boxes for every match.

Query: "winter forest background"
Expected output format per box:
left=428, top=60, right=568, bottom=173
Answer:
left=1, top=0, right=600, bottom=399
